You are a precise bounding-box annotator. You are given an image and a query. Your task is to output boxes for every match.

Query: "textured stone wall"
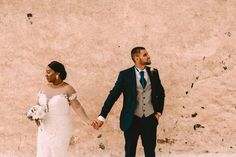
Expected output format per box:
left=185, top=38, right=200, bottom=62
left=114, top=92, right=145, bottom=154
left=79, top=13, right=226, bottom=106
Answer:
left=0, top=0, right=235, bottom=156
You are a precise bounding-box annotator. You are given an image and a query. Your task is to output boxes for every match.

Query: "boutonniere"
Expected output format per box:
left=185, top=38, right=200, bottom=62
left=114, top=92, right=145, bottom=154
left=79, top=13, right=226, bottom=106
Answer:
left=150, top=67, right=155, bottom=75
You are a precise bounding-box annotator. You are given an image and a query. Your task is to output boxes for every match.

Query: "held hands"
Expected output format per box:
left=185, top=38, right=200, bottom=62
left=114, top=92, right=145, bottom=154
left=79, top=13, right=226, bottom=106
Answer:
left=91, top=119, right=104, bottom=130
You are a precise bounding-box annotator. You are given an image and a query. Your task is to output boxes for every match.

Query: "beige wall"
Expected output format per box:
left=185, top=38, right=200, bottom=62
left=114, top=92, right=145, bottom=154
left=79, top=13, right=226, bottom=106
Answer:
left=0, top=0, right=235, bottom=156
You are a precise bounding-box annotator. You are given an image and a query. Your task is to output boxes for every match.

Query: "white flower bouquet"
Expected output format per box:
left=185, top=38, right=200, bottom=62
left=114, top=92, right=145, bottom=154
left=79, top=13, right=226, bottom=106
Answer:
left=26, top=105, right=47, bottom=126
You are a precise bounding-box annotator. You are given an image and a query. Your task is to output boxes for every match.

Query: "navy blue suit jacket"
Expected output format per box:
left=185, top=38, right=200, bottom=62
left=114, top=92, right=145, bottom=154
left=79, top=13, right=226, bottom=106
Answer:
left=99, top=66, right=165, bottom=131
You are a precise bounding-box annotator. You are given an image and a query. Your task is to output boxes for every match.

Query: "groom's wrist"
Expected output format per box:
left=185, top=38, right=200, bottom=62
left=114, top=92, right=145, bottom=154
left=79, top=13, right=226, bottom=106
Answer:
left=97, top=116, right=105, bottom=121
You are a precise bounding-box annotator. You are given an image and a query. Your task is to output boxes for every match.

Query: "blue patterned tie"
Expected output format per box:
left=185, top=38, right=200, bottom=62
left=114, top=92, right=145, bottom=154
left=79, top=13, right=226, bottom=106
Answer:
left=139, top=71, right=147, bottom=89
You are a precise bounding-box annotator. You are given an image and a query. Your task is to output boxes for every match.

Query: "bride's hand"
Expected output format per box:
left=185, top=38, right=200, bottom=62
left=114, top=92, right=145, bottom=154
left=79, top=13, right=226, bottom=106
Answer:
left=84, top=118, right=92, bottom=126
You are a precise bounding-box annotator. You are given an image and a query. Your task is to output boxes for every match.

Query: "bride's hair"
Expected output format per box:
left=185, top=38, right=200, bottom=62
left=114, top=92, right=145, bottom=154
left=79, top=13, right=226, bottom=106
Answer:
left=48, top=61, right=67, bottom=80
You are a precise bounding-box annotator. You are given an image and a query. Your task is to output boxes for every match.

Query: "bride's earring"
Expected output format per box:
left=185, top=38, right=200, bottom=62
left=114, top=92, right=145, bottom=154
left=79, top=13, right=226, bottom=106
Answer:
left=56, top=75, right=59, bottom=80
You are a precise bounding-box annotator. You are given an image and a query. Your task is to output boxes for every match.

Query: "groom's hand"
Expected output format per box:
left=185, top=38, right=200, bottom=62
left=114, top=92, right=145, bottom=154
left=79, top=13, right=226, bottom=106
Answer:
left=91, top=119, right=104, bottom=130
left=155, top=112, right=162, bottom=121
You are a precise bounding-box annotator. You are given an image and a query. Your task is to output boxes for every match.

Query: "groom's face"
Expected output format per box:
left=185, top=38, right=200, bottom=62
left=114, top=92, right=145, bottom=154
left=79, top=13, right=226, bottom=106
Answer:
left=136, top=49, right=151, bottom=65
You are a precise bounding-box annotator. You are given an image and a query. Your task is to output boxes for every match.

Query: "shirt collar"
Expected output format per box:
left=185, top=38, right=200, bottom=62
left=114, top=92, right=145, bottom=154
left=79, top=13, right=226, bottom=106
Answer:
left=135, top=66, right=146, bottom=72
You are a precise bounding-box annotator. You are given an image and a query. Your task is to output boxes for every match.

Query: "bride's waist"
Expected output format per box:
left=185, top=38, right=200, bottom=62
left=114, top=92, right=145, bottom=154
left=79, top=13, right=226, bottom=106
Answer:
left=43, top=114, right=71, bottom=121
left=42, top=118, right=71, bottom=126
left=45, top=113, right=70, bottom=116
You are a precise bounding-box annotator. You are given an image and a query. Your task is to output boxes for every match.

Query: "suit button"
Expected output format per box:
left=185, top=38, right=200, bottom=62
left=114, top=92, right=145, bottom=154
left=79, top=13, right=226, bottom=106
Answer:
left=143, top=97, right=145, bottom=99
left=143, top=104, right=146, bottom=105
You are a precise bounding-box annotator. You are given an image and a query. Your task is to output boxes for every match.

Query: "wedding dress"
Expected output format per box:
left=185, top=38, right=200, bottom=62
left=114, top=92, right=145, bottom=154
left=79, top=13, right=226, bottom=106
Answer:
left=36, top=92, right=76, bottom=157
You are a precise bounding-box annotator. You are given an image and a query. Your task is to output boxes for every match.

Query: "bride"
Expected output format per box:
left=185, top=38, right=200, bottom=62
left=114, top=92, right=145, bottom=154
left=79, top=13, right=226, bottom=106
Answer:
left=35, top=61, right=90, bottom=157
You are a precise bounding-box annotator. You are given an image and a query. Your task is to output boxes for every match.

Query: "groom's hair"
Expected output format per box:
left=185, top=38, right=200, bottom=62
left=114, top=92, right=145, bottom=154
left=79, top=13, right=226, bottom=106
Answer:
left=131, top=46, right=146, bottom=62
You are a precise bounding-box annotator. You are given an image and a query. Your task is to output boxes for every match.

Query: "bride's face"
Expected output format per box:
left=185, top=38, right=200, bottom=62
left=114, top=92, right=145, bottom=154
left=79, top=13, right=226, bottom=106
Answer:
left=45, top=66, right=57, bottom=83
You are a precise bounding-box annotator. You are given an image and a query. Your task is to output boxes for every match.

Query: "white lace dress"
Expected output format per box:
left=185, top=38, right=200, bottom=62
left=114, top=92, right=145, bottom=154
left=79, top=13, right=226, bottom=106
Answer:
left=36, top=92, right=76, bottom=157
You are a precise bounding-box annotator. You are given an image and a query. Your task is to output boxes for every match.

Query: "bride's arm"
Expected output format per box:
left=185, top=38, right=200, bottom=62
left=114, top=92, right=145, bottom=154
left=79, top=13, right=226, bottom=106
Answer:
left=70, top=99, right=90, bottom=125
left=67, top=85, right=90, bottom=125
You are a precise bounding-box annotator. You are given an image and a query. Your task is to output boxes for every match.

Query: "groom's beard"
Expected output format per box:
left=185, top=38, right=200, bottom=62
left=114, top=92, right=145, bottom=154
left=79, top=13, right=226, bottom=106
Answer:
left=146, top=61, right=151, bottom=65
left=142, top=59, right=151, bottom=65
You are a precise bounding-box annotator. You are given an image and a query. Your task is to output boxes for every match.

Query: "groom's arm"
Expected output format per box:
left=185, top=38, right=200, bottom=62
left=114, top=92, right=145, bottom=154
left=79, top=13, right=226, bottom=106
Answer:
left=154, top=69, right=165, bottom=116
left=157, top=71, right=165, bottom=114
left=92, top=72, right=124, bottom=129
left=99, top=71, right=124, bottom=118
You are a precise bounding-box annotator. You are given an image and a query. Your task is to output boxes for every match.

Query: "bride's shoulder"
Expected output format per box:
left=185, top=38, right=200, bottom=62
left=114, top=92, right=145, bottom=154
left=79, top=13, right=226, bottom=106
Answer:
left=65, top=84, right=77, bottom=100
left=64, top=83, right=76, bottom=94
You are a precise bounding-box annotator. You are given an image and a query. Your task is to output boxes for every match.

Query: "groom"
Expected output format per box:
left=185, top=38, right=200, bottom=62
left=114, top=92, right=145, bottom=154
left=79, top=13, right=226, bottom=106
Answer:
left=92, top=47, right=165, bottom=157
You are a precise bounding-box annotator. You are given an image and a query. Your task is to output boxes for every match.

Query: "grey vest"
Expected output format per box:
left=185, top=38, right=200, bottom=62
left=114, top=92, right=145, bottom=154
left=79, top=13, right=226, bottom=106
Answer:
left=134, top=75, right=154, bottom=117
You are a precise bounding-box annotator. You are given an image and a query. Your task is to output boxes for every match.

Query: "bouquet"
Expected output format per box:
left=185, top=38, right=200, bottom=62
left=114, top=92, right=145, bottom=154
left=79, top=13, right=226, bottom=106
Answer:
left=26, top=105, right=47, bottom=126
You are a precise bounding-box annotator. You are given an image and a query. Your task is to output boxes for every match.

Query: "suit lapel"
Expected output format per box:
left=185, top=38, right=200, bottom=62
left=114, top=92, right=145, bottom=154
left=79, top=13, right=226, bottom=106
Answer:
left=146, top=66, right=154, bottom=87
left=130, top=66, right=137, bottom=97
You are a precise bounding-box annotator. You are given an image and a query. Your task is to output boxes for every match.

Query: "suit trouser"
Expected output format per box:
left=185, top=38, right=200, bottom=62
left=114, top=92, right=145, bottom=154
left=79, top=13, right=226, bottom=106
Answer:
left=124, top=114, right=158, bottom=157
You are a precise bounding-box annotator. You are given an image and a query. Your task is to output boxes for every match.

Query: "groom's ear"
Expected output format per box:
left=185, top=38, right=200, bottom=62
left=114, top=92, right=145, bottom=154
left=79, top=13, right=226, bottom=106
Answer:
left=134, top=55, right=140, bottom=63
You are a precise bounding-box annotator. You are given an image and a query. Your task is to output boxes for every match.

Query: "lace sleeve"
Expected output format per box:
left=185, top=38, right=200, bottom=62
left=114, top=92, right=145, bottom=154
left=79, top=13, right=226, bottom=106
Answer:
left=69, top=93, right=77, bottom=101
